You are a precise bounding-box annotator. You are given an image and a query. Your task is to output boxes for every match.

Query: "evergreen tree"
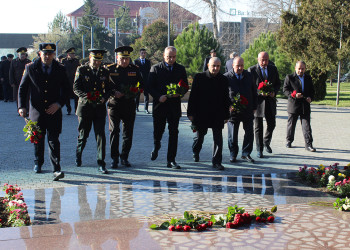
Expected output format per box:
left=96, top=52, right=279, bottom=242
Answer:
left=241, top=32, right=294, bottom=81
left=174, top=22, right=223, bottom=77
left=279, top=0, right=350, bottom=100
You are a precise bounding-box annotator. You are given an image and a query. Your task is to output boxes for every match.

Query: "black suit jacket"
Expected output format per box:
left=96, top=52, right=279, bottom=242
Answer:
left=248, top=64, right=281, bottom=117
left=202, top=56, right=211, bottom=72
left=283, top=72, right=314, bottom=114
left=18, top=58, right=70, bottom=130
left=225, top=58, right=233, bottom=73
left=187, top=71, right=230, bottom=128
left=10, top=58, right=31, bottom=86
left=147, top=61, right=188, bottom=117
left=133, top=58, right=151, bottom=85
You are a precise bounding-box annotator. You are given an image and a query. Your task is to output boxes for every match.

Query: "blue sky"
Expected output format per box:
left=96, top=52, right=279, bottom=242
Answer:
left=1, top=0, right=251, bottom=33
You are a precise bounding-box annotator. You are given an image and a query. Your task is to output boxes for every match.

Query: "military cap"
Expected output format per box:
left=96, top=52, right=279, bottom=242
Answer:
left=7, top=54, right=14, bottom=58
left=88, top=49, right=107, bottom=61
left=210, top=49, right=216, bottom=53
left=65, top=47, right=76, bottom=54
left=39, top=43, right=56, bottom=52
left=16, top=47, right=27, bottom=53
left=58, top=54, right=65, bottom=60
left=115, top=46, right=133, bottom=58
left=1, top=56, right=7, bottom=60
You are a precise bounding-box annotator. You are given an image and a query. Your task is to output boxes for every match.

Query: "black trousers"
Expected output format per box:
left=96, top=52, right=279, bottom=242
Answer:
left=254, top=115, right=276, bottom=152
left=286, top=112, right=313, bottom=147
left=1, top=80, right=12, bottom=101
left=108, top=104, right=136, bottom=161
left=76, top=115, right=106, bottom=167
left=135, top=91, right=149, bottom=111
left=192, top=127, right=223, bottom=164
left=227, top=118, right=254, bottom=158
left=35, top=116, right=61, bottom=172
left=153, top=113, right=180, bottom=162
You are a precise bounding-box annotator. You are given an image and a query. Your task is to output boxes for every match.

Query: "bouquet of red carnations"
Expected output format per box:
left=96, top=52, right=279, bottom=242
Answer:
left=258, top=80, right=274, bottom=96
left=231, top=93, right=248, bottom=113
left=23, top=119, right=42, bottom=144
left=87, top=90, right=102, bottom=104
left=122, top=82, right=143, bottom=99
left=166, top=79, right=189, bottom=98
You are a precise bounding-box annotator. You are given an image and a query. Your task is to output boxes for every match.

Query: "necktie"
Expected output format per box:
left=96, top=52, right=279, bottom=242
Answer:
left=168, top=66, right=172, bottom=72
left=262, top=68, right=267, bottom=80
left=142, top=59, right=144, bottom=65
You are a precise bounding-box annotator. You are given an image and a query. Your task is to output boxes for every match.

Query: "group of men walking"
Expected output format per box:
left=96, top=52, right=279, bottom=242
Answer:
left=15, top=42, right=316, bottom=181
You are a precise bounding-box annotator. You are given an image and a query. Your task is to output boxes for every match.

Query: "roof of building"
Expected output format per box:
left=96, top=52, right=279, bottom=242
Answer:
left=0, top=33, right=39, bottom=49
left=67, top=0, right=200, bottom=20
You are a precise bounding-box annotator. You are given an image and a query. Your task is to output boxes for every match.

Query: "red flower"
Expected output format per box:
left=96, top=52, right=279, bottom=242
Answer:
left=226, top=222, right=233, bottom=228
left=200, top=223, right=207, bottom=230
left=38, top=134, right=43, bottom=139
left=196, top=225, right=204, bottom=231
left=256, top=217, right=262, bottom=222
left=267, top=216, right=275, bottom=223
left=178, top=79, right=189, bottom=89
left=168, top=225, right=176, bottom=231
left=207, top=221, right=213, bottom=227
left=176, top=225, right=183, bottom=231
left=240, top=95, right=248, bottom=105
left=30, top=136, right=34, bottom=143
left=140, top=88, right=144, bottom=93
left=130, top=87, right=138, bottom=93
left=261, top=218, right=267, bottom=223
left=291, top=90, right=297, bottom=98
left=87, top=92, right=91, bottom=98
left=33, top=131, right=38, bottom=135
left=258, top=82, right=267, bottom=90
left=95, top=91, right=100, bottom=96
left=183, top=225, right=191, bottom=231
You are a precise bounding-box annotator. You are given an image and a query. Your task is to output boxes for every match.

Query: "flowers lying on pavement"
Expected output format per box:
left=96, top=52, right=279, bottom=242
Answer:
left=334, top=197, right=350, bottom=211
left=149, top=205, right=277, bottom=232
left=1, top=183, right=31, bottom=227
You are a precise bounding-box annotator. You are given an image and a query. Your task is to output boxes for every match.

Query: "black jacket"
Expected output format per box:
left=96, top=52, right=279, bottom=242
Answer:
left=62, top=58, right=80, bottom=85
left=18, top=58, right=70, bottom=125
left=10, top=58, right=31, bottom=86
left=224, top=69, right=258, bottom=122
left=0, top=60, right=11, bottom=81
left=133, top=58, right=151, bottom=85
left=147, top=61, right=188, bottom=117
left=248, top=63, right=281, bottom=117
left=187, top=70, right=230, bottom=128
left=73, top=63, right=112, bottom=118
left=283, top=72, right=314, bottom=115
left=202, top=56, right=211, bottom=72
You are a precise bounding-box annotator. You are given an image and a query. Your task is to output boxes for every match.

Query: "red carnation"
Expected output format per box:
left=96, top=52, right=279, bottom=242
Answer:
left=33, top=131, right=38, bottom=135
left=207, top=221, right=213, bottom=227
left=30, top=136, right=34, bottom=143
left=226, top=222, right=234, bottom=228
left=87, top=92, right=91, bottom=98
left=258, top=82, right=267, bottom=90
left=240, top=95, right=248, bottom=105
left=291, top=90, right=297, bottom=98
left=176, top=225, right=183, bottom=231
left=140, top=88, right=144, bottom=93
left=95, top=91, right=99, bottom=96
left=183, top=225, right=191, bottom=231
left=256, top=217, right=262, bottom=222
left=168, top=225, right=176, bottom=231
left=267, top=216, right=275, bottom=223
left=178, top=79, right=189, bottom=89
left=261, top=218, right=267, bottom=223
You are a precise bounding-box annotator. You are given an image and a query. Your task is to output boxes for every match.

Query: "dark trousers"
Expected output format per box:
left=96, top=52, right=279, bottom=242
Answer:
left=228, top=119, right=254, bottom=158
left=193, top=127, right=223, bottom=164
left=286, top=113, right=313, bottom=147
left=34, top=127, right=61, bottom=172
left=108, top=105, right=136, bottom=161
left=76, top=115, right=106, bottom=166
left=254, top=115, right=276, bottom=152
left=1, top=81, right=12, bottom=101
left=66, top=98, right=72, bottom=113
left=153, top=113, right=180, bottom=162
left=135, top=91, right=149, bottom=111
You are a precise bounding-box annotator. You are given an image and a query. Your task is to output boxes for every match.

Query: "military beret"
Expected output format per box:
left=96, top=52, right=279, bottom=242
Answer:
left=66, top=47, right=76, bottom=54
left=16, top=47, right=27, bottom=53
left=88, top=49, right=107, bottom=61
left=39, top=43, right=56, bottom=52
left=115, top=46, right=133, bottom=58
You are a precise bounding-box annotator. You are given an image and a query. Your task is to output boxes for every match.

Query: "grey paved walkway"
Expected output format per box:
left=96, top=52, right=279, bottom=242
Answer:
left=0, top=99, right=349, bottom=189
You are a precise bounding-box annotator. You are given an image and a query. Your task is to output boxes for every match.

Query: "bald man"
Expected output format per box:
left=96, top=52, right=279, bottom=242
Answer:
left=248, top=52, right=280, bottom=158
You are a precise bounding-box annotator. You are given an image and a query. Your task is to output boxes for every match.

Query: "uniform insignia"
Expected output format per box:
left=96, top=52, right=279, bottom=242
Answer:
left=102, top=83, right=105, bottom=89
left=85, top=76, right=89, bottom=81
left=128, top=72, right=136, bottom=76
left=110, top=73, right=119, bottom=76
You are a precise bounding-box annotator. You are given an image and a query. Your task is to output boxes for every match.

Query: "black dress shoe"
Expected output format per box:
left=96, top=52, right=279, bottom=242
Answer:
left=167, top=161, right=181, bottom=169
left=121, top=159, right=131, bottom=167
left=265, top=145, right=272, bottom=153
left=145, top=110, right=150, bottom=114
left=306, top=146, right=316, bottom=152
left=136, top=108, right=139, bottom=112
left=241, top=155, right=255, bottom=163
left=111, top=159, right=118, bottom=169
left=230, top=157, right=236, bottom=163
left=193, top=153, right=199, bottom=162
left=34, top=165, right=42, bottom=173
left=213, top=163, right=225, bottom=170
left=53, top=171, right=64, bottom=181
left=286, top=142, right=292, bottom=148
left=151, top=149, right=159, bottom=161
left=98, top=166, right=109, bottom=174
left=257, top=151, right=264, bottom=158
left=76, top=158, right=82, bottom=167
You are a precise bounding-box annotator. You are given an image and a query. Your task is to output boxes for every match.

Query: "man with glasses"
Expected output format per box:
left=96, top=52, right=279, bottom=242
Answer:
left=18, top=43, right=70, bottom=181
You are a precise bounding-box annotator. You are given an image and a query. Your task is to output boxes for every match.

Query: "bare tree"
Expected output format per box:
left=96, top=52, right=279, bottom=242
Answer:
left=250, top=0, right=298, bottom=23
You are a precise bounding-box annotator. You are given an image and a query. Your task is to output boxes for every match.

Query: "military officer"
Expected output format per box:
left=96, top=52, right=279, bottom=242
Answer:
left=18, top=43, right=69, bottom=181
left=73, top=49, right=112, bottom=174
left=62, top=47, right=80, bottom=114
left=107, top=46, right=143, bottom=169
left=10, top=47, right=31, bottom=109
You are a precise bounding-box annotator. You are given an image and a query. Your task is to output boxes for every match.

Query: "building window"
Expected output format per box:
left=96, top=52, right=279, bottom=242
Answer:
left=181, top=20, right=191, bottom=30
left=99, top=18, right=105, bottom=26
left=77, top=17, right=82, bottom=27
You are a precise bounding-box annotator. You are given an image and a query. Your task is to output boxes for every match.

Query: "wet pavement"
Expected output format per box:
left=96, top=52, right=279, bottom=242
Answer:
left=0, top=99, right=350, bottom=249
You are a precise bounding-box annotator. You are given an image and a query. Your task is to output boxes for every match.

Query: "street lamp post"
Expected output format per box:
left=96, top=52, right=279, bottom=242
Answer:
left=168, top=0, right=171, bottom=46
left=82, top=34, right=86, bottom=59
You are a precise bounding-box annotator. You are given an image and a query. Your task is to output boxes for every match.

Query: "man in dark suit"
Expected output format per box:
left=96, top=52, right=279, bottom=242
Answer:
left=10, top=48, right=32, bottom=109
left=203, top=49, right=216, bottom=72
left=147, top=46, right=188, bottom=169
left=62, top=47, right=80, bottom=114
left=18, top=43, right=69, bottom=181
left=225, top=57, right=258, bottom=163
left=283, top=61, right=316, bottom=152
left=248, top=52, right=280, bottom=158
left=74, top=49, right=112, bottom=174
left=225, top=52, right=238, bottom=73
left=188, top=57, right=230, bottom=170
left=107, top=46, right=143, bottom=169
left=133, top=48, right=151, bottom=114
left=0, top=54, right=14, bottom=102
